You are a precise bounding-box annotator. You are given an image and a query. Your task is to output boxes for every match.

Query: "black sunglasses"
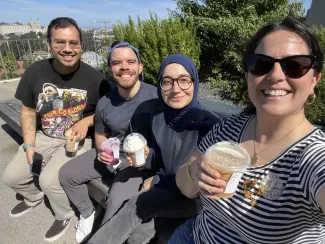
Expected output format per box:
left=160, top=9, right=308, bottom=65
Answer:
left=244, top=53, right=315, bottom=78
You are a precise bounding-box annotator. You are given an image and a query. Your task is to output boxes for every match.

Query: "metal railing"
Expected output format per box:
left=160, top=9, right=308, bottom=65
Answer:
left=0, top=37, right=109, bottom=81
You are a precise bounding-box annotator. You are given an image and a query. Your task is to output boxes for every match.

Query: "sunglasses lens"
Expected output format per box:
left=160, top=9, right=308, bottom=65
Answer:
left=282, top=56, right=313, bottom=78
left=245, top=54, right=274, bottom=76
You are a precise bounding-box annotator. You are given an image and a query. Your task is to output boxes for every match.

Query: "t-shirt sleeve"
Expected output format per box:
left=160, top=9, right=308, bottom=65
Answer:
left=94, top=100, right=109, bottom=134
left=14, top=63, right=37, bottom=108
left=299, top=142, right=325, bottom=209
left=305, top=143, right=325, bottom=209
left=98, top=77, right=111, bottom=99
left=84, top=75, right=110, bottom=118
left=94, top=75, right=110, bottom=104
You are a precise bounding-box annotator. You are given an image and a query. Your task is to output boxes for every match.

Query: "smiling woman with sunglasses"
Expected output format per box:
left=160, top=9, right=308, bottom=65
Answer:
left=169, top=17, right=325, bottom=244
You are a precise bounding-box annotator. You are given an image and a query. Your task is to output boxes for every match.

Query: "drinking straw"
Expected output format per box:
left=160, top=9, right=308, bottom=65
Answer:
left=129, top=120, right=133, bottom=134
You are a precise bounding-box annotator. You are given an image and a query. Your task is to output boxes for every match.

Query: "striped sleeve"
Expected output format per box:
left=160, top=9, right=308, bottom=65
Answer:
left=197, top=115, right=250, bottom=154
left=308, top=144, right=325, bottom=208
left=299, top=141, right=325, bottom=209
left=198, top=118, right=224, bottom=153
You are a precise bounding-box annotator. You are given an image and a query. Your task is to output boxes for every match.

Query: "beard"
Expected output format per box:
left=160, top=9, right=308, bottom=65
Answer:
left=114, top=70, right=140, bottom=89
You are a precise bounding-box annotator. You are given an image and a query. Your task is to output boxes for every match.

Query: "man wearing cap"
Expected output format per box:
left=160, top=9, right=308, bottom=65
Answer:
left=59, top=41, right=157, bottom=243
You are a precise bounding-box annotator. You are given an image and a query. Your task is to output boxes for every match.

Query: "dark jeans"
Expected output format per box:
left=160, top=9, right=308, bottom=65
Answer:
left=168, top=218, right=195, bottom=244
left=59, top=148, right=153, bottom=219
left=88, top=187, right=201, bottom=244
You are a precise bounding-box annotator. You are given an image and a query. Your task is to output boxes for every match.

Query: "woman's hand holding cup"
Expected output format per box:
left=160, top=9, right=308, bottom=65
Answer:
left=190, top=156, right=227, bottom=200
left=126, top=146, right=150, bottom=166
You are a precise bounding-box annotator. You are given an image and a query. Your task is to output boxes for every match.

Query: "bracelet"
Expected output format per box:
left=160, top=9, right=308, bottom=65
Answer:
left=23, top=143, right=36, bottom=152
left=186, top=160, right=196, bottom=182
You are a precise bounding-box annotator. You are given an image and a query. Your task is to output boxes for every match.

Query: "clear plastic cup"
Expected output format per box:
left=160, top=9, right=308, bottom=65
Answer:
left=101, top=137, right=120, bottom=165
left=123, top=133, right=147, bottom=167
left=204, top=141, right=251, bottom=198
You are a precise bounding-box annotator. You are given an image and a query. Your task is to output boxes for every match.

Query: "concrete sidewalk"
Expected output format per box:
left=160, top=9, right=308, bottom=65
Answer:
left=0, top=80, right=77, bottom=244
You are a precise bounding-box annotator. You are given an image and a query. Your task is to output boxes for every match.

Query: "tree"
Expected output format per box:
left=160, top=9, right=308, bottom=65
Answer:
left=171, top=0, right=305, bottom=104
left=21, top=31, right=38, bottom=39
left=112, top=12, right=200, bottom=85
left=2, top=52, right=18, bottom=78
left=304, top=26, right=325, bottom=125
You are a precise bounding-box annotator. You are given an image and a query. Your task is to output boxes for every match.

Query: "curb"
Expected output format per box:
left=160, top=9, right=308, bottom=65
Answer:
left=0, top=78, right=20, bottom=84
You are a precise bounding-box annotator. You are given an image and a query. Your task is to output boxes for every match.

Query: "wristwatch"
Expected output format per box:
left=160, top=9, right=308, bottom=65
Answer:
left=23, top=143, right=36, bottom=152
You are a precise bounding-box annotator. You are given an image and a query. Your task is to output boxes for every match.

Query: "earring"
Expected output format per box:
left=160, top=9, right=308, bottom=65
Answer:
left=242, top=91, right=250, bottom=102
left=306, top=94, right=316, bottom=105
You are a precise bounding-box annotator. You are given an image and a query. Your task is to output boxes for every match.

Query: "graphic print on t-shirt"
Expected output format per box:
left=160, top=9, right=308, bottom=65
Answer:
left=36, top=83, right=87, bottom=139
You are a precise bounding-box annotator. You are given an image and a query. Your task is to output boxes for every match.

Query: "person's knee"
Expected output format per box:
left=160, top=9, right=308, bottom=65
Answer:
left=58, top=164, right=70, bottom=187
left=58, top=160, right=85, bottom=188
left=3, top=165, right=21, bottom=188
left=105, top=195, right=124, bottom=210
left=39, top=170, right=59, bottom=194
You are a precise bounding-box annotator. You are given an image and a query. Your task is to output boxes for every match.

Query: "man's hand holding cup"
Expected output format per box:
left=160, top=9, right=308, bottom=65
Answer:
left=98, top=146, right=115, bottom=164
left=98, top=137, right=120, bottom=165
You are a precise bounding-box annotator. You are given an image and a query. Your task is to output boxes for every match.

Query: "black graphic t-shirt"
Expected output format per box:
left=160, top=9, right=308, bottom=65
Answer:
left=15, top=58, right=110, bottom=139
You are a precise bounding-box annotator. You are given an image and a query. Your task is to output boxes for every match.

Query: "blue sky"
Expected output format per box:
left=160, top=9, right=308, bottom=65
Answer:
left=0, top=0, right=313, bottom=29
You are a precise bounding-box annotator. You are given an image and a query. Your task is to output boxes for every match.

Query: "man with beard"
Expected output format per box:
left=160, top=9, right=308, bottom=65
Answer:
left=3, top=17, right=110, bottom=242
left=59, top=41, right=157, bottom=243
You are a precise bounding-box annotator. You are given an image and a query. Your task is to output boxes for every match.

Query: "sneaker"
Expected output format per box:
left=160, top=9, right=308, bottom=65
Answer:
left=75, top=210, right=96, bottom=243
left=10, top=201, right=38, bottom=218
left=44, top=218, right=71, bottom=242
left=75, top=204, right=102, bottom=229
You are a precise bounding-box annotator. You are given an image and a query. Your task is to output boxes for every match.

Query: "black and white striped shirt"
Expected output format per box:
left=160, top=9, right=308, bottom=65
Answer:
left=194, top=115, right=325, bottom=244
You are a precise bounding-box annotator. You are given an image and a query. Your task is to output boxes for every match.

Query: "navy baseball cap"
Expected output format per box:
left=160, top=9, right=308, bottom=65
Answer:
left=107, top=42, right=141, bottom=64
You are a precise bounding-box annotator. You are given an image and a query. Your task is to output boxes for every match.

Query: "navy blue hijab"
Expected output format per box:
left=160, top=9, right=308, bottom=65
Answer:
left=157, top=54, right=210, bottom=132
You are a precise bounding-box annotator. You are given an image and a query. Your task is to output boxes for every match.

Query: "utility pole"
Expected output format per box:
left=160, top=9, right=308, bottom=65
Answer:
left=93, top=20, right=110, bottom=40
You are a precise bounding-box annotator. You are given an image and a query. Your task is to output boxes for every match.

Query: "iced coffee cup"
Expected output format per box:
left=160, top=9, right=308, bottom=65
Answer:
left=65, top=130, right=79, bottom=158
left=204, top=141, right=251, bottom=198
left=123, top=133, right=147, bottom=167
left=101, top=137, right=120, bottom=165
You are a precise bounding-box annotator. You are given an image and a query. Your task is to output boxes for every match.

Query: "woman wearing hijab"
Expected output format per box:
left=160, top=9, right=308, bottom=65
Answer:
left=88, top=54, right=219, bottom=244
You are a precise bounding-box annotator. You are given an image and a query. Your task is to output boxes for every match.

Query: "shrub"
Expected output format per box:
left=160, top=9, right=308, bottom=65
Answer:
left=171, top=0, right=305, bottom=102
left=2, top=52, right=19, bottom=79
left=305, top=26, right=325, bottom=125
left=112, top=12, right=200, bottom=85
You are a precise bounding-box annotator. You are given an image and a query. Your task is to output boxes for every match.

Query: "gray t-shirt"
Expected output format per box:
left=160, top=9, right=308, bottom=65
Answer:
left=95, top=82, right=157, bottom=148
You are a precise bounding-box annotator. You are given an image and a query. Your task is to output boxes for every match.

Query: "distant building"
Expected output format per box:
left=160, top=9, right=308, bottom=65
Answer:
left=96, top=43, right=108, bottom=55
left=305, top=0, right=325, bottom=27
left=81, top=51, right=104, bottom=70
left=93, top=28, right=114, bottom=40
left=81, top=28, right=91, bottom=32
left=0, top=18, right=46, bottom=35
left=32, top=50, right=51, bottom=61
